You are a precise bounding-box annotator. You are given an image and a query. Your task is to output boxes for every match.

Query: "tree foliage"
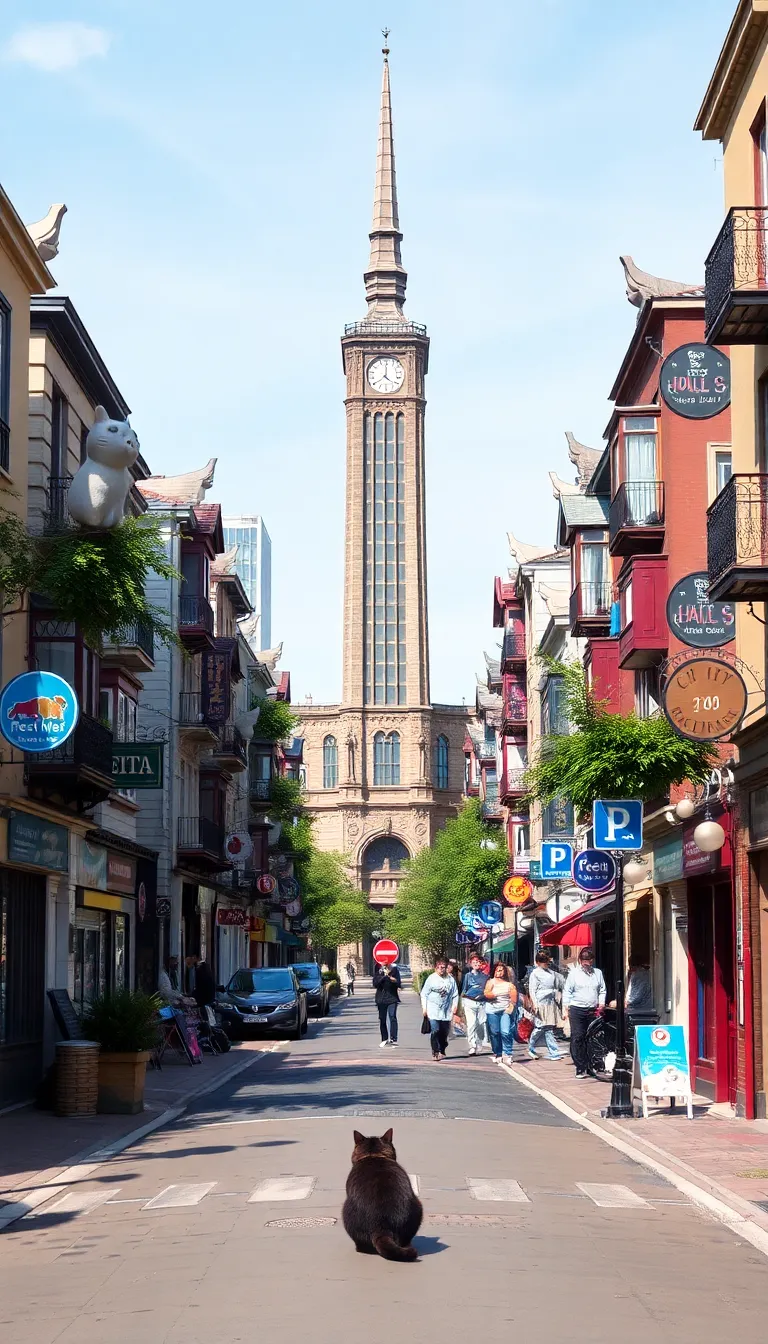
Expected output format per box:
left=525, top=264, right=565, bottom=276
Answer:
left=300, top=848, right=377, bottom=950
left=526, top=658, right=718, bottom=815
left=385, top=799, right=508, bottom=958
left=250, top=697, right=299, bottom=743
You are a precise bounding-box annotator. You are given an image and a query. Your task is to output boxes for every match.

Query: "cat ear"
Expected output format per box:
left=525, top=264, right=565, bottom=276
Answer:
left=381, top=1128, right=393, bottom=1144
left=352, top=1130, right=365, bottom=1145
left=93, top=405, right=109, bottom=424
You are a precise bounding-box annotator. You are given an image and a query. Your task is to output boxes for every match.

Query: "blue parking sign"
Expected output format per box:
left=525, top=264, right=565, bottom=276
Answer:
left=541, top=842, right=573, bottom=880
left=593, top=799, right=643, bottom=851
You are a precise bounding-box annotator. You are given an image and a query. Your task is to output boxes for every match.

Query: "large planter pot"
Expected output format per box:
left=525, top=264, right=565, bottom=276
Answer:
left=97, top=1050, right=150, bottom=1114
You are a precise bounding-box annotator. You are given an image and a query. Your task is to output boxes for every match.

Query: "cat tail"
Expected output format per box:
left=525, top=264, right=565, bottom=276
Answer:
left=371, top=1232, right=418, bottom=1262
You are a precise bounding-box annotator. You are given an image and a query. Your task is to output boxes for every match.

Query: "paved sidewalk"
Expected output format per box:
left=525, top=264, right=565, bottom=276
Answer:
left=0, top=1041, right=275, bottom=1208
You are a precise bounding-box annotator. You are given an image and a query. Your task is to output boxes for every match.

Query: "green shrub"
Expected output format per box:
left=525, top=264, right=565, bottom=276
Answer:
left=83, top=989, right=162, bottom=1053
left=412, top=970, right=431, bottom=994
left=250, top=698, right=299, bottom=742
left=322, top=972, right=342, bottom=997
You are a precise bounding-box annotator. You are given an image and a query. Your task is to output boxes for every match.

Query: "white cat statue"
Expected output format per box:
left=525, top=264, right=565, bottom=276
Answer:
left=67, top=405, right=139, bottom=529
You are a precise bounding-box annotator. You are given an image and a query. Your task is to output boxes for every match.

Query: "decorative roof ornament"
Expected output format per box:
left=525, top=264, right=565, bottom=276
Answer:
left=538, top=582, right=569, bottom=618
left=508, top=531, right=553, bottom=566
left=139, top=458, right=217, bottom=506
left=620, top=255, right=702, bottom=309
left=212, top=543, right=239, bottom=576
left=549, top=471, right=581, bottom=499
left=234, top=705, right=261, bottom=741
left=363, top=34, right=408, bottom=321
left=256, top=642, right=284, bottom=672
left=27, top=203, right=67, bottom=262
left=565, top=431, right=602, bottom=487
left=237, top=612, right=261, bottom=648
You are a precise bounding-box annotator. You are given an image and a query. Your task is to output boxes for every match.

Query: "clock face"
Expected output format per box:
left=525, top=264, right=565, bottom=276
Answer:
left=367, top=356, right=405, bottom=394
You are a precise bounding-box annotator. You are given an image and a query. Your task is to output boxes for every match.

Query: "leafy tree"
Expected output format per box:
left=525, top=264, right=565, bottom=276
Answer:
left=250, top=697, right=299, bottom=742
left=385, top=799, right=508, bottom=958
left=300, top=848, right=377, bottom=950
left=526, top=658, right=717, bottom=815
left=268, top=775, right=304, bottom=822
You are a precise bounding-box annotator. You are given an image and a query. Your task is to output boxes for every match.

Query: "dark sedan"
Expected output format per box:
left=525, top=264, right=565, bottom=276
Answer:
left=217, top=968, right=308, bottom=1041
left=292, top=962, right=330, bottom=1017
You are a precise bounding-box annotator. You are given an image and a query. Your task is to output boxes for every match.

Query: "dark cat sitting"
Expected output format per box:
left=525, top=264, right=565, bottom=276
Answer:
left=342, top=1128, right=423, bottom=1261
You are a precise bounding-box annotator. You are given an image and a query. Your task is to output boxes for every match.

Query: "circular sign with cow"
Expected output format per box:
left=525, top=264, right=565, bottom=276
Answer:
left=0, top=671, right=79, bottom=752
left=666, top=572, right=735, bottom=649
left=660, top=344, right=730, bottom=419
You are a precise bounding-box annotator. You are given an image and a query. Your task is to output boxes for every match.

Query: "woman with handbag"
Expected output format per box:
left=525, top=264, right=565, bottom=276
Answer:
left=483, top=962, right=519, bottom=1065
left=420, top=956, right=459, bottom=1060
left=526, top=950, right=565, bottom=1061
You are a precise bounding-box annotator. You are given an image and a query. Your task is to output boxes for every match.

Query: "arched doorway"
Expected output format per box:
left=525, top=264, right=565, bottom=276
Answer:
left=361, top=835, right=410, bottom=973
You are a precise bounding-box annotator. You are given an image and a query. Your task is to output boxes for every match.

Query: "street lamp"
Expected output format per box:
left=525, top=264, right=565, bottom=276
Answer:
left=606, top=852, right=648, bottom=1120
left=693, top=818, right=726, bottom=853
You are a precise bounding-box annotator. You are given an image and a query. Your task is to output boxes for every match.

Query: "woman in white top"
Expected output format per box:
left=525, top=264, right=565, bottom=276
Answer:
left=483, top=963, right=518, bottom=1065
left=420, top=956, right=459, bottom=1060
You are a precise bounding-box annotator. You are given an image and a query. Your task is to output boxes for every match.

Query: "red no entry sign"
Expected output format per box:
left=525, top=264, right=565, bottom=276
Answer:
left=372, top=939, right=399, bottom=966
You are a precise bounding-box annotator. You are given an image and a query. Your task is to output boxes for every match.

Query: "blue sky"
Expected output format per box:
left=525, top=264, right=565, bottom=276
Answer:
left=0, top=1, right=735, bottom=703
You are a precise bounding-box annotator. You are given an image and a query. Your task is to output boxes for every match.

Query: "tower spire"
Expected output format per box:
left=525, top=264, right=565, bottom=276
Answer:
left=364, top=34, right=407, bottom=321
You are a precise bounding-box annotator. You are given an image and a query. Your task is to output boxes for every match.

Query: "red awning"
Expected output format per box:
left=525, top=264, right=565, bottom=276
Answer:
left=540, top=892, right=616, bottom=947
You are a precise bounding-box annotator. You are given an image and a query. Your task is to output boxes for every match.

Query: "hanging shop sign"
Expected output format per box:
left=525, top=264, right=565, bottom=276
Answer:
left=225, top=831, right=253, bottom=864
left=0, top=670, right=79, bottom=752
left=217, top=907, right=247, bottom=927
left=202, top=650, right=231, bottom=725
left=111, top=742, right=164, bottom=789
left=666, top=572, right=735, bottom=650
left=78, top=839, right=108, bottom=890
left=137, top=882, right=147, bottom=921
left=107, top=852, right=136, bottom=895
left=480, top=899, right=503, bottom=925
left=459, top=905, right=475, bottom=929
left=545, top=888, right=587, bottom=924
left=7, top=811, right=69, bottom=872
left=502, top=875, right=533, bottom=906
left=455, top=930, right=479, bottom=946
left=156, top=897, right=172, bottom=918
left=660, top=344, right=730, bottom=419
left=256, top=873, right=276, bottom=895
left=662, top=656, right=748, bottom=741
left=682, top=822, right=719, bottom=876
left=572, top=849, right=617, bottom=896
left=653, top=832, right=684, bottom=884
left=285, top=898, right=302, bottom=918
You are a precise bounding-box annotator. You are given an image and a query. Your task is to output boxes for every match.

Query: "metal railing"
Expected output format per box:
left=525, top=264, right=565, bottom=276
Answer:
left=178, top=593, right=214, bottom=635
left=705, top=206, right=768, bottom=337
left=215, top=724, right=247, bottom=766
left=179, top=692, right=218, bottom=730
left=707, top=473, right=768, bottom=587
left=249, top=778, right=272, bottom=802
left=177, top=816, right=224, bottom=856
left=344, top=320, right=427, bottom=337
left=501, top=768, right=527, bottom=796
left=103, top=621, right=154, bottom=661
left=27, top=712, right=112, bottom=776
left=569, top=582, right=613, bottom=624
left=45, top=475, right=73, bottom=530
left=502, top=628, right=526, bottom=663
left=0, top=418, right=8, bottom=473
left=504, top=691, right=527, bottom=723
left=477, top=738, right=497, bottom=760
left=609, top=481, right=665, bottom=538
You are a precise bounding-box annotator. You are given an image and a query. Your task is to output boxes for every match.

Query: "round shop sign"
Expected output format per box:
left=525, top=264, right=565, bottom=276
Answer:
left=470, top=915, right=491, bottom=935
left=480, top=899, right=503, bottom=926
left=662, top=655, right=748, bottom=741
left=456, top=930, right=479, bottom=946
left=666, top=572, right=735, bottom=649
left=458, top=905, right=475, bottom=929
left=660, top=343, right=730, bottom=419
left=572, top=849, right=617, bottom=896
left=0, top=671, right=79, bottom=752
left=256, top=873, right=276, bottom=895
left=502, top=875, right=533, bottom=906
left=225, top=831, right=253, bottom=863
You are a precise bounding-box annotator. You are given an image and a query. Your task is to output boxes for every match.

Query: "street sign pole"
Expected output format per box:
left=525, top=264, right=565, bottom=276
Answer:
left=606, top=850, right=633, bottom=1119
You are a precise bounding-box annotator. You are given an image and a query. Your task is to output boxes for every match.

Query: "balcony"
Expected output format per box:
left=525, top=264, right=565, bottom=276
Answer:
left=211, top=724, right=248, bottom=772
left=569, top=582, right=613, bottom=637
left=501, top=625, right=526, bottom=671
left=477, top=738, right=497, bottom=762
left=178, top=593, right=215, bottom=652
left=179, top=692, right=219, bottom=745
left=482, top=794, right=503, bottom=821
left=102, top=621, right=154, bottom=673
left=177, top=817, right=229, bottom=872
left=609, top=481, right=665, bottom=555
left=249, top=777, right=272, bottom=807
left=500, top=767, right=527, bottom=804
left=617, top=555, right=668, bottom=669
left=26, top=713, right=113, bottom=812
left=44, top=475, right=73, bottom=533
left=344, top=320, right=427, bottom=337
left=501, top=676, right=528, bottom=734
left=704, top=207, right=768, bottom=344
left=707, top=473, right=768, bottom=600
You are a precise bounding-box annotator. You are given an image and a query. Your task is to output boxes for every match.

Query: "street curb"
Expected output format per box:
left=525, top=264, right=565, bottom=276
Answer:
left=0, top=1044, right=277, bottom=1230
left=501, top=1060, right=768, bottom=1259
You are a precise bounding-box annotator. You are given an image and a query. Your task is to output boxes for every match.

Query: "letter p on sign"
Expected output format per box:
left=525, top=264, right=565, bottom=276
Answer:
left=592, top=799, right=643, bottom=852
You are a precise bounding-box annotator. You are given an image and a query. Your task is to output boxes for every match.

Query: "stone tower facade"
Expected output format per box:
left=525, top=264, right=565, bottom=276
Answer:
left=298, top=46, right=471, bottom=964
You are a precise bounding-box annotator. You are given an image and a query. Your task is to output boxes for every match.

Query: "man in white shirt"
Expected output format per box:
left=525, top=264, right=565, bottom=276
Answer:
left=563, top=946, right=606, bottom=1078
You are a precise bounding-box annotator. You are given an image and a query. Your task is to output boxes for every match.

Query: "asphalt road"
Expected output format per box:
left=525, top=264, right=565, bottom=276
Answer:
left=2, top=985, right=767, bottom=1342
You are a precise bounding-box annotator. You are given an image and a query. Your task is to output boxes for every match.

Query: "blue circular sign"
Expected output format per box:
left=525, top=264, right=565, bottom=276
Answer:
left=572, top=848, right=617, bottom=896
left=455, top=930, right=478, bottom=946
left=459, top=905, right=475, bottom=929
left=0, top=671, right=79, bottom=753
left=480, top=900, right=503, bottom=926
left=471, top=914, right=490, bottom=935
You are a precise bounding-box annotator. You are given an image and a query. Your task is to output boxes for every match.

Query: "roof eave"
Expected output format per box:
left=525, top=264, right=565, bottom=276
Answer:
left=695, top=0, right=768, bottom=141
left=0, top=187, right=55, bottom=294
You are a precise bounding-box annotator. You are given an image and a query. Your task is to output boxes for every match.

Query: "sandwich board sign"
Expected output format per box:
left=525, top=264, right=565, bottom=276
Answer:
left=634, top=1024, right=693, bottom=1120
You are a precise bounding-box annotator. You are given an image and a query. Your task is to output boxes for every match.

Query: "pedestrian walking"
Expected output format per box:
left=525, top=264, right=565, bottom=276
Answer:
left=563, top=946, right=606, bottom=1077
left=459, top=951, right=488, bottom=1055
left=344, top=960, right=356, bottom=996
left=373, top=962, right=401, bottom=1046
left=483, top=962, right=519, bottom=1065
left=526, top=950, right=565, bottom=1061
left=420, top=956, right=459, bottom=1060
left=446, top=959, right=465, bottom=1039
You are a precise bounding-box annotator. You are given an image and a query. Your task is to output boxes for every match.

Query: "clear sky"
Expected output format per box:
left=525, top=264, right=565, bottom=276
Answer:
left=0, top=1, right=735, bottom=703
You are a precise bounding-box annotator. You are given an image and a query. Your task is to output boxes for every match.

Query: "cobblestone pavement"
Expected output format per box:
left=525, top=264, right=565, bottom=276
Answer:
left=1, top=989, right=767, bottom=1342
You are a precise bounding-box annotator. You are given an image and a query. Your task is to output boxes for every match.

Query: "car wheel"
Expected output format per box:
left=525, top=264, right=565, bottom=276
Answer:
left=301, top=1010, right=309, bottom=1035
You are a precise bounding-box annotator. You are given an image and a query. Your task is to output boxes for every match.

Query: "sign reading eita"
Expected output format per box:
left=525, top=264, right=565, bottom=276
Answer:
left=111, top=742, right=164, bottom=789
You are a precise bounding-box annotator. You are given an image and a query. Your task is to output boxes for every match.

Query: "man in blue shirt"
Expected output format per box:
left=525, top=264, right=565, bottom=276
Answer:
left=459, top=952, right=489, bottom=1055
left=563, top=946, right=606, bottom=1077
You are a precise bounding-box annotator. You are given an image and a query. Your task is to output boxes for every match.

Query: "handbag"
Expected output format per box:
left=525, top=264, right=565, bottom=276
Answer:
left=421, top=1014, right=432, bottom=1035
left=515, top=1010, right=534, bottom=1044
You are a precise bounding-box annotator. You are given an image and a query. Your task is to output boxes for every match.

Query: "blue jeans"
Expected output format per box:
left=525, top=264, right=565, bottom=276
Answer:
left=429, top=1018, right=450, bottom=1056
left=529, top=1024, right=560, bottom=1058
left=378, top=1002, right=398, bottom=1042
left=486, top=1010, right=514, bottom=1057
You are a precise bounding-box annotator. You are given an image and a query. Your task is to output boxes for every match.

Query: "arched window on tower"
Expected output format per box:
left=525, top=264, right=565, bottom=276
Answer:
left=322, top=735, right=338, bottom=789
left=434, top=734, right=449, bottom=790
left=373, top=730, right=400, bottom=786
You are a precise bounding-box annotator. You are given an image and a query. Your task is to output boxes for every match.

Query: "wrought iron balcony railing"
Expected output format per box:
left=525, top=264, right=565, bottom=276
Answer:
left=179, top=692, right=219, bottom=730
left=177, top=816, right=224, bottom=856
left=705, top=206, right=768, bottom=342
left=609, top=481, right=665, bottom=538
left=249, top=778, right=272, bottom=803
left=44, top=475, right=73, bottom=531
left=707, top=473, right=768, bottom=596
left=344, top=320, right=427, bottom=337
left=502, top=629, right=526, bottom=664
left=214, top=724, right=248, bottom=766
left=504, top=693, right=528, bottom=723
left=178, top=593, right=214, bottom=635
left=103, top=621, right=154, bottom=662
left=27, top=712, right=112, bottom=776
left=501, top=767, right=527, bottom=797
left=569, top=582, right=613, bottom=624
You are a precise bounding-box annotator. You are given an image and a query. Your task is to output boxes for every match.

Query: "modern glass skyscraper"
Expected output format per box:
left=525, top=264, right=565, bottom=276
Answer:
left=222, top=515, right=271, bottom=650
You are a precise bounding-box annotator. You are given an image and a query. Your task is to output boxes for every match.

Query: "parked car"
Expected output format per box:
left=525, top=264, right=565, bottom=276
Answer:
left=217, top=968, right=308, bottom=1041
left=291, top=961, right=330, bottom=1017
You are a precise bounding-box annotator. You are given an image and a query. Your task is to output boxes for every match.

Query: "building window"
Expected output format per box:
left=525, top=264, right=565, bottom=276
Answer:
left=542, top=796, right=574, bottom=838
left=484, top=768, right=498, bottom=806
left=621, top=415, right=659, bottom=524
left=715, top=450, right=732, bottom=495
left=80, top=421, right=89, bottom=465
left=51, top=384, right=69, bottom=480
left=542, top=676, right=568, bottom=736
left=363, top=836, right=409, bottom=871
left=0, top=293, right=9, bottom=472
left=363, top=411, right=406, bottom=705
left=322, top=735, right=338, bottom=788
left=579, top=530, right=610, bottom=614
left=434, top=734, right=449, bottom=789
left=373, top=730, right=400, bottom=786
left=635, top=668, right=660, bottom=719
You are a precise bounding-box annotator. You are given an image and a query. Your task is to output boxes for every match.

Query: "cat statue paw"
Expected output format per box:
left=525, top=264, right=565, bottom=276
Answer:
left=67, top=405, right=139, bottom=529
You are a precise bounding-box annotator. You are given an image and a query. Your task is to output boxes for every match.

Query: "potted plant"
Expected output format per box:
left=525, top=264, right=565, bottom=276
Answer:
left=83, top=989, right=162, bottom=1114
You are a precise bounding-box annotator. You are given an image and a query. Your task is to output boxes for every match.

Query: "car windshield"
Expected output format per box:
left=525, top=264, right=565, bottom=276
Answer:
left=293, top=966, right=321, bottom=985
left=228, top=970, right=294, bottom=994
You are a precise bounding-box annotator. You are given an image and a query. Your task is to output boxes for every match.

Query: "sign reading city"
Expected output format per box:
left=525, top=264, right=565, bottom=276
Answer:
left=666, top=572, right=735, bottom=650
left=634, top=1024, right=693, bottom=1120
left=502, top=875, right=533, bottom=906
left=372, top=938, right=399, bottom=966
left=660, top=343, right=730, bottom=419
left=662, top=656, right=747, bottom=741
left=593, top=799, right=644, bottom=851
left=0, top=671, right=78, bottom=752
left=111, top=742, right=164, bottom=789
left=541, top=841, right=574, bottom=881
left=480, top=899, right=503, bottom=926
left=572, top=848, right=617, bottom=896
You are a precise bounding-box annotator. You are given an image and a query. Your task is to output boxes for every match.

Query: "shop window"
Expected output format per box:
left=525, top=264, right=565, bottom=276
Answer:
left=635, top=668, right=660, bottom=719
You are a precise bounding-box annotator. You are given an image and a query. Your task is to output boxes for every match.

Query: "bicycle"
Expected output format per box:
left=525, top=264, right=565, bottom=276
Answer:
left=585, top=1008, right=617, bottom=1078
